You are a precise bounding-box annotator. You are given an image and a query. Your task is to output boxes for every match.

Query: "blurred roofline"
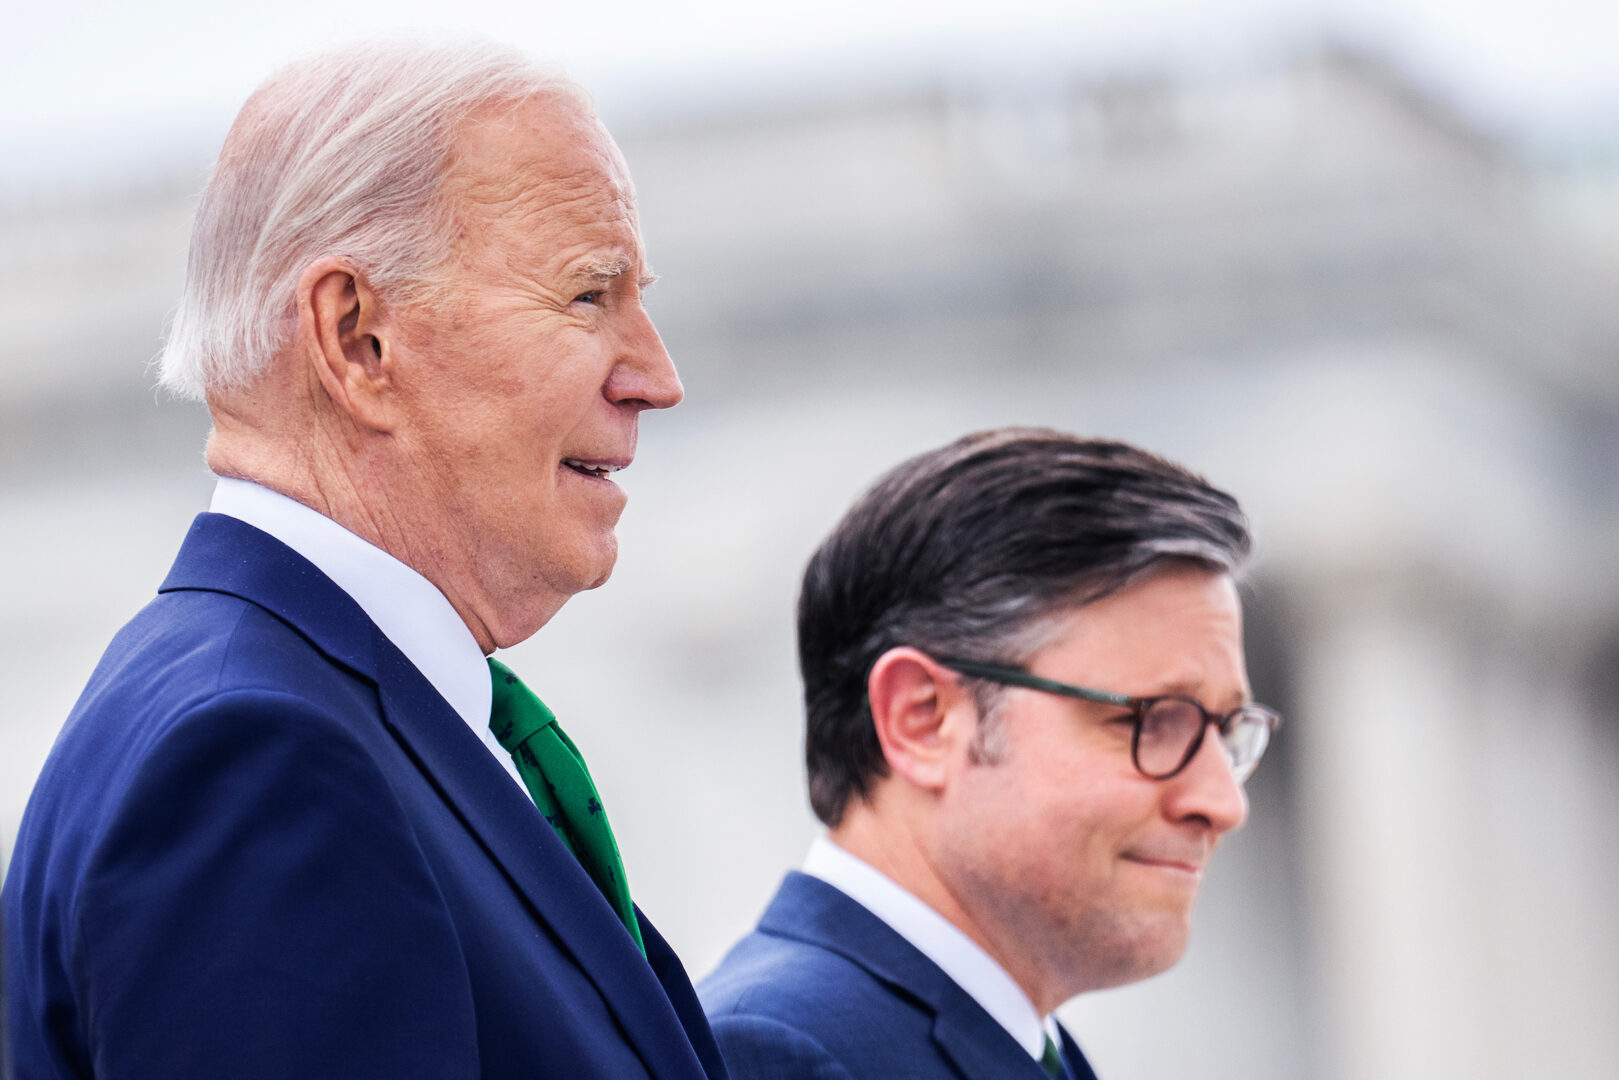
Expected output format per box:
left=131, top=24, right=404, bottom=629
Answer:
left=4, top=32, right=1615, bottom=207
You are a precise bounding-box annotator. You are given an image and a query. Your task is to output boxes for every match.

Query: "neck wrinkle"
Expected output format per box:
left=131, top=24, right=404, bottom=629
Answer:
left=208, top=418, right=507, bottom=652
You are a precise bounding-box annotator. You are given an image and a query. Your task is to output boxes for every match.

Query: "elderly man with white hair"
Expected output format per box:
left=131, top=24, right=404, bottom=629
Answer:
left=2, top=40, right=729, bottom=1080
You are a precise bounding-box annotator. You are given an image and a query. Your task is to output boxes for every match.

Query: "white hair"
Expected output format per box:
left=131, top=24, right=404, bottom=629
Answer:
left=158, top=38, right=592, bottom=400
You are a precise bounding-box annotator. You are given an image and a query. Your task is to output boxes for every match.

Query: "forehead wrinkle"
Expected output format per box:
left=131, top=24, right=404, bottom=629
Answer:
left=462, top=170, right=630, bottom=234
left=450, top=184, right=640, bottom=287
left=441, top=127, right=642, bottom=291
left=448, top=112, right=632, bottom=221
left=451, top=91, right=633, bottom=201
left=455, top=93, right=622, bottom=184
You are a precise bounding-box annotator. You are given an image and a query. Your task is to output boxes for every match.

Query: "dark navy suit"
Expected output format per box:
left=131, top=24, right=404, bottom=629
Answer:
left=700, top=873, right=1098, bottom=1080
left=3, top=513, right=729, bottom=1080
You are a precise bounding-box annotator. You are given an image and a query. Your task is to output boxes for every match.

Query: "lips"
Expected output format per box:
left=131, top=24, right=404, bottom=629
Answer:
left=1122, top=848, right=1207, bottom=875
left=561, top=457, right=627, bottom=479
left=1126, top=857, right=1203, bottom=875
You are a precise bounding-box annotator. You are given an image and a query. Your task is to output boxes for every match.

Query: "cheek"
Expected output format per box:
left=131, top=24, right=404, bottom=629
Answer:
left=1023, top=772, right=1158, bottom=873
left=485, top=360, right=532, bottom=403
left=951, top=765, right=1090, bottom=869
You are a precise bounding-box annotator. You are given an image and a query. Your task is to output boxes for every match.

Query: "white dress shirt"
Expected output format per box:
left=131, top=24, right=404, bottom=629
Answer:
left=209, top=476, right=524, bottom=791
left=802, top=834, right=1056, bottom=1062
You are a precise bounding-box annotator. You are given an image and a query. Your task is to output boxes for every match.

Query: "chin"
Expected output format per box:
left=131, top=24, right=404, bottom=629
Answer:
left=583, top=535, right=618, bottom=590
left=1087, top=943, right=1189, bottom=993
left=1067, top=909, right=1194, bottom=992
left=532, top=522, right=619, bottom=597
left=1132, top=916, right=1194, bottom=979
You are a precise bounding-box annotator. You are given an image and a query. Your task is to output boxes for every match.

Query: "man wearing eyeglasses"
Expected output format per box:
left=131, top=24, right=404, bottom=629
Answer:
left=699, top=427, right=1279, bottom=1080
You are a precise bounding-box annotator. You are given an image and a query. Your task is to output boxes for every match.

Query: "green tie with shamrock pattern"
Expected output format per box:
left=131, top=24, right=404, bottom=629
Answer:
left=487, top=658, right=645, bottom=955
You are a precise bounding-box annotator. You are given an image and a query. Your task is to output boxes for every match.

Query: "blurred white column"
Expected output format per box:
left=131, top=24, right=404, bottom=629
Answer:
left=1295, top=580, right=1619, bottom=1080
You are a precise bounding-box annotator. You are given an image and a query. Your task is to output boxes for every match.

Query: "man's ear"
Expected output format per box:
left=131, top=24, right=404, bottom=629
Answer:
left=296, top=256, right=397, bottom=432
left=867, top=647, right=975, bottom=793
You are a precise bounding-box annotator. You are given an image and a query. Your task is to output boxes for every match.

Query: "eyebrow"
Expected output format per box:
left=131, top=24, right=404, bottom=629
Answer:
left=1147, top=681, right=1252, bottom=711
left=576, top=256, right=659, bottom=291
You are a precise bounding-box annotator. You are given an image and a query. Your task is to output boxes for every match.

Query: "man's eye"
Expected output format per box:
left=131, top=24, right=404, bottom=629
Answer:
left=573, top=291, right=600, bottom=305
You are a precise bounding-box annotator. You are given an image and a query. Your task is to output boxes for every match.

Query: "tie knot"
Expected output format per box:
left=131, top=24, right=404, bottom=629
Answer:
left=487, top=658, right=557, bottom=752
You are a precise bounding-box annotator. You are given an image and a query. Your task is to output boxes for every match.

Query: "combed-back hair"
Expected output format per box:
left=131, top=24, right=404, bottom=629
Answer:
left=158, top=39, right=589, bottom=400
left=799, top=427, right=1251, bottom=826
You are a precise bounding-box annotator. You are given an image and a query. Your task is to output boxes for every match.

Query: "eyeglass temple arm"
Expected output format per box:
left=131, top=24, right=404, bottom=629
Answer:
left=931, top=657, right=1137, bottom=710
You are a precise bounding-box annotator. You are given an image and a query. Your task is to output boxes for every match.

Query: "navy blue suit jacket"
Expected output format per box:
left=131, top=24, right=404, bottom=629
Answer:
left=699, top=873, right=1098, bottom=1080
left=3, top=513, right=729, bottom=1080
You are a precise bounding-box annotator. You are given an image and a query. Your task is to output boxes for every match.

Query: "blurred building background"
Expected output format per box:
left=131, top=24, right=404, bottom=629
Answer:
left=3, top=15, right=1617, bottom=1080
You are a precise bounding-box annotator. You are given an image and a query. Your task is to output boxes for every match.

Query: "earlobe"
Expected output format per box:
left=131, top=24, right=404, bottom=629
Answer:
left=867, top=647, right=971, bottom=793
left=297, top=257, right=396, bottom=432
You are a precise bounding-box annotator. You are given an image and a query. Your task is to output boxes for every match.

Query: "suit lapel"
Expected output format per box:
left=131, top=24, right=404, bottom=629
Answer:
left=930, top=1009, right=1053, bottom=1080
left=162, top=515, right=717, bottom=1080
left=160, top=514, right=377, bottom=678
left=1056, top=1022, right=1100, bottom=1080
left=371, top=642, right=715, bottom=1080
left=642, top=912, right=731, bottom=1080
left=760, top=873, right=1056, bottom=1080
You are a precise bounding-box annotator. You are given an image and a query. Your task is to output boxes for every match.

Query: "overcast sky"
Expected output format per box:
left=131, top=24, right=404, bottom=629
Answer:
left=5, top=0, right=1619, bottom=184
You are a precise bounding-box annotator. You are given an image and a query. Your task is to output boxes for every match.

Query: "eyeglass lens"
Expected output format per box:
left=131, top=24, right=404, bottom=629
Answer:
left=1219, top=711, right=1273, bottom=781
left=1136, top=699, right=1207, bottom=777
left=1136, top=699, right=1272, bottom=781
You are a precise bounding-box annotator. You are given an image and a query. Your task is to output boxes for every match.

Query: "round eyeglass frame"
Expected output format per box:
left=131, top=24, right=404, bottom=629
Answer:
left=931, top=655, right=1282, bottom=783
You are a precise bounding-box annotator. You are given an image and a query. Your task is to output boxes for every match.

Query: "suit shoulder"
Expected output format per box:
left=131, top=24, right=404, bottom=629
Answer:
left=14, top=589, right=383, bottom=900
left=103, top=587, right=365, bottom=710
left=53, top=588, right=374, bottom=769
left=702, top=930, right=933, bottom=1080
left=7, top=614, right=479, bottom=1080
left=701, top=927, right=934, bottom=1070
left=704, top=1012, right=859, bottom=1080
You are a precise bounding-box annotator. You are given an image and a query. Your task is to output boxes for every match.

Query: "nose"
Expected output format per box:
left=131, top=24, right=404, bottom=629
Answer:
left=1162, top=729, right=1249, bottom=837
left=606, top=303, right=683, bottom=411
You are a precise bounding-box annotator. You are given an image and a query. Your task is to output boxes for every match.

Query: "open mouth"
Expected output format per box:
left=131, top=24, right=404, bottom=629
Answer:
left=562, top=458, right=624, bottom=480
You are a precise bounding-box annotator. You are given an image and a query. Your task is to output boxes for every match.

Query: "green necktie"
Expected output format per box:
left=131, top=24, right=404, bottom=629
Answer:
left=1040, top=1033, right=1066, bottom=1079
left=487, top=658, right=645, bottom=955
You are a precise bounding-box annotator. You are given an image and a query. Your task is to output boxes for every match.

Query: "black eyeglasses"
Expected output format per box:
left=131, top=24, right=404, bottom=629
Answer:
left=932, top=656, right=1281, bottom=784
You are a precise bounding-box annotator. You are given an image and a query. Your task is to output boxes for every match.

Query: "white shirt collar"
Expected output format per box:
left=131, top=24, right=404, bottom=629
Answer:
left=208, top=477, right=520, bottom=789
left=802, top=834, right=1052, bottom=1061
